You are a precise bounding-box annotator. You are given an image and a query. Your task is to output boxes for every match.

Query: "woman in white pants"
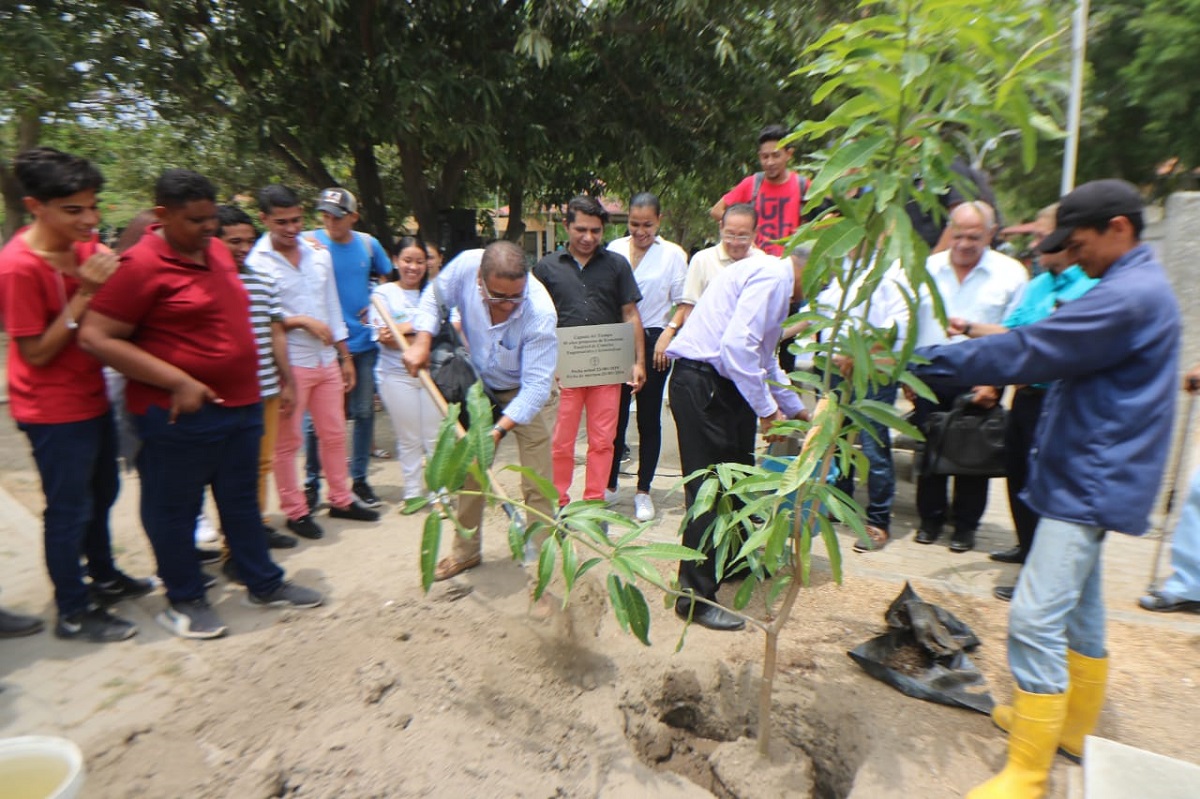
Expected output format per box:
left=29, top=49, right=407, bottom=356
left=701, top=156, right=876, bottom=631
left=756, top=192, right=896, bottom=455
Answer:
left=371, top=237, right=442, bottom=502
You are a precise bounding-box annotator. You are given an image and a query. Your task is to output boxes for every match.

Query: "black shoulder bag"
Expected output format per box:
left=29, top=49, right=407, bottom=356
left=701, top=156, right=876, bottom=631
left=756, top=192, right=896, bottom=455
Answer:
left=921, top=393, right=1008, bottom=478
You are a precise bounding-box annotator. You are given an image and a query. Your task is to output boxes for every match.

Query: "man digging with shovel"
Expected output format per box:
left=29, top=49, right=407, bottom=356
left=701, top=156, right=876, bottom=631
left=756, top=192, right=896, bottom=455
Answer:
left=399, top=241, right=559, bottom=581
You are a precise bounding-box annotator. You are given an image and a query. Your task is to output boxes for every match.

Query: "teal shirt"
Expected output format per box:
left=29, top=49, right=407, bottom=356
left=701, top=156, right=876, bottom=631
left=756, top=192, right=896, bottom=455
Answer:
left=1003, top=265, right=1098, bottom=390
left=1003, top=265, right=1097, bottom=329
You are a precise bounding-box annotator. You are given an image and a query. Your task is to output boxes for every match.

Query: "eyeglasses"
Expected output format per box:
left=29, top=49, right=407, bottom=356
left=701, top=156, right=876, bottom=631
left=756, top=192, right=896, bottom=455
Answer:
left=722, top=234, right=754, bottom=244
left=479, top=279, right=525, bottom=304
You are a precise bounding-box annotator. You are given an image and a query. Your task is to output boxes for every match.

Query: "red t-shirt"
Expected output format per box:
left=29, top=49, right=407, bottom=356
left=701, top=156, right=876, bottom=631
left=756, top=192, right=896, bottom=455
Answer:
left=88, top=227, right=260, bottom=415
left=722, top=172, right=805, bottom=256
left=0, top=230, right=109, bottom=424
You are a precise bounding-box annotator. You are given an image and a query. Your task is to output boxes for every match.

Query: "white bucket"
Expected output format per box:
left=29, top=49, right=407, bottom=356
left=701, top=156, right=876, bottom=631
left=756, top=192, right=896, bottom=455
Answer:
left=0, top=736, right=85, bottom=799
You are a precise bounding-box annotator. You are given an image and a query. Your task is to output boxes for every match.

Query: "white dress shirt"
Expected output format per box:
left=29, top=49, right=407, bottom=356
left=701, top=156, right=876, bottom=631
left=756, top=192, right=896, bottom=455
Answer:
left=914, top=248, right=1028, bottom=348
left=666, top=254, right=804, bottom=419
left=606, top=236, right=688, bottom=329
left=246, top=235, right=347, bottom=368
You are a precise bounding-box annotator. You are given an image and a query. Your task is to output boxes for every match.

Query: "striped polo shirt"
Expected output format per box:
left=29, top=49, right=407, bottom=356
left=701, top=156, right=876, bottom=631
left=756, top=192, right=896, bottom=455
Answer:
left=239, top=267, right=283, bottom=398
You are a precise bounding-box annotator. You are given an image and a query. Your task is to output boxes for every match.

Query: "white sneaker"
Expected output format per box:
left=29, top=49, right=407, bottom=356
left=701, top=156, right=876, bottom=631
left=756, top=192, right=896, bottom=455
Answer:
left=604, top=487, right=619, bottom=504
left=634, top=493, right=655, bottom=522
left=194, top=513, right=219, bottom=545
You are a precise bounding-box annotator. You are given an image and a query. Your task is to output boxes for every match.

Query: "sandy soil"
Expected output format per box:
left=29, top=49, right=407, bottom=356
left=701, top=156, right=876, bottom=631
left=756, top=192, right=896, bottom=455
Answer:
left=2, top=412, right=1200, bottom=798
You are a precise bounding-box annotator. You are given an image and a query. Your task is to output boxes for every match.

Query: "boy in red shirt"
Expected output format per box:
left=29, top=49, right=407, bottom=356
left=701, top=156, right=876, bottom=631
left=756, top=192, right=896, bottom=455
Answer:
left=0, top=147, right=153, bottom=642
left=709, top=124, right=807, bottom=256
left=79, top=169, right=322, bottom=640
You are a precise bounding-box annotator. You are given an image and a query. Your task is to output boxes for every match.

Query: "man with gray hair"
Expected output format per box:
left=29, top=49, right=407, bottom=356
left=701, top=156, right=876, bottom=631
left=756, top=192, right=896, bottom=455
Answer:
left=910, top=201, right=1028, bottom=553
left=403, top=241, right=559, bottom=580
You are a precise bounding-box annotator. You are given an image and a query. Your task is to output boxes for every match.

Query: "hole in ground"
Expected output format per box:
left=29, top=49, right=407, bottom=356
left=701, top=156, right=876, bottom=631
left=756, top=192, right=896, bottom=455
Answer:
left=622, top=664, right=867, bottom=799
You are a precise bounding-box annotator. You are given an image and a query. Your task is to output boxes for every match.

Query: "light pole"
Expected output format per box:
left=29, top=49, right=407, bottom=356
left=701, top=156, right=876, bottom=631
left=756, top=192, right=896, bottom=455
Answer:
left=1062, top=0, right=1090, bottom=195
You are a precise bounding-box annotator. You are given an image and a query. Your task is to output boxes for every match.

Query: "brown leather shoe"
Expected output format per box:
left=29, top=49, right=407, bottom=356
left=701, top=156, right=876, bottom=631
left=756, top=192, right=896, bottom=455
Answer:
left=433, top=554, right=482, bottom=582
left=853, top=525, right=890, bottom=553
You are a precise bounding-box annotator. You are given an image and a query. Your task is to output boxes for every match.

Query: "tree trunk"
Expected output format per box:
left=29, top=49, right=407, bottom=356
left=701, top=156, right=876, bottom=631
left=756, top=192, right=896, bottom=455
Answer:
left=0, top=109, right=43, bottom=241
left=396, top=138, right=437, bottom=238
left=351, top=140, right=393, bottom=251
left=504, top=178, right=526, bottom=243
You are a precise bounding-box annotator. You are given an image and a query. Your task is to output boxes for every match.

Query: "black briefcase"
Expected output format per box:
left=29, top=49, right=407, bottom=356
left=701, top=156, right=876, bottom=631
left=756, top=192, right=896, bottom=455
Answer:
left=920, top=393, right=1007, bottom=478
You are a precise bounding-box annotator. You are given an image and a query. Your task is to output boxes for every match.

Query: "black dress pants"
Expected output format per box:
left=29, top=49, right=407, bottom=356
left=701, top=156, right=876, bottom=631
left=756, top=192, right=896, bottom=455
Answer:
left=1004, top=387, right=1045, bottom=556
left=913, top=384, right=989, bottom=531
left=669, top=360, right=757, bottom=602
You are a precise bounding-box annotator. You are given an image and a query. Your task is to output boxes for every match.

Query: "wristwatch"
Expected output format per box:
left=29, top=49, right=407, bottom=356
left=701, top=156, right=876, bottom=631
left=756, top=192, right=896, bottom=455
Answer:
left=492, top=424, right=508, bottom=439
left=666, top=322, right=679, bottom=331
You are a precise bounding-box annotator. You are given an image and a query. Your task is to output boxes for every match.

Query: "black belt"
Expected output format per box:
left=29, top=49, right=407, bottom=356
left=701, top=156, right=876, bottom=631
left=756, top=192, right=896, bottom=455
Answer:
left=675, top=358, right=720, bottom=377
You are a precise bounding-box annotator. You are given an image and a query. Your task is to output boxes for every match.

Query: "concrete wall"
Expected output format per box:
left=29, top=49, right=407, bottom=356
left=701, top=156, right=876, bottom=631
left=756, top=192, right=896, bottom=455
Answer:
left=1161, top=192, right=1200, bottom=372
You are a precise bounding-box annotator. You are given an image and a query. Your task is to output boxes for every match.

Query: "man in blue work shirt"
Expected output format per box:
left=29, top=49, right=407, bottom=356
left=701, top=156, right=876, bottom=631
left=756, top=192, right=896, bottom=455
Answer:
left=303, top=188, right=392, bottom=509
left=911, top=180, right=1180, bottom=799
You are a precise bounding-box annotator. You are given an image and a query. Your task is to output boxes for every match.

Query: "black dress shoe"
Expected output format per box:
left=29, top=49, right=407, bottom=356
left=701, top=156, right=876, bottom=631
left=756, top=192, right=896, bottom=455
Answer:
left=949, top=528, right=976, bottom=553
left=915, top=521, right=943, bottom=545
left=993, top=585, right=1015, bottom=602
left=675, top=600, right=745, bottom=632
left=266, top=528, right=298, bottom=549
left=0, top=607, right=44, bottom=638
left=286, top=514, right=324, bottom=540
left=989, top=546, right=1026, bottom=564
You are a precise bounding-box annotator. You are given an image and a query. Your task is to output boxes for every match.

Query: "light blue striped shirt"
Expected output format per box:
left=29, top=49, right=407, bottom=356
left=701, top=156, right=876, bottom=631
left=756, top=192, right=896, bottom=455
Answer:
left=414, top=250, right=558, bottom=426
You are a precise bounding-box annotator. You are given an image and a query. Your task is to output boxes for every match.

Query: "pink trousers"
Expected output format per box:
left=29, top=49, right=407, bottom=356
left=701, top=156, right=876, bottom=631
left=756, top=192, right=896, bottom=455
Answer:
left=275, top=364, right=352, bottom=519
left=552, top=383, right=621, bottom=505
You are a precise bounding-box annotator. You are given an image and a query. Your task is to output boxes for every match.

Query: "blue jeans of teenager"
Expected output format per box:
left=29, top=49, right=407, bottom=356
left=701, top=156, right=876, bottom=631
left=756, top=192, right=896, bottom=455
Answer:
left=135, top=403, right=283, bottom=602
left=1161, top=466, right=1200, bottom=601
left=306, top=348, right=377, bottom=490
left=1009, top=517, right=1107, bottom=694
left=19, top=412, right=121, bottom=617
left=834, top=381, right=898, bottom=531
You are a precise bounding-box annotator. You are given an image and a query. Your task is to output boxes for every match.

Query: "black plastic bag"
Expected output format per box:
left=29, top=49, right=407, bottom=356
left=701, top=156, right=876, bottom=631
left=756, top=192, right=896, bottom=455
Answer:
left=847, top=583, right=994, bottom=715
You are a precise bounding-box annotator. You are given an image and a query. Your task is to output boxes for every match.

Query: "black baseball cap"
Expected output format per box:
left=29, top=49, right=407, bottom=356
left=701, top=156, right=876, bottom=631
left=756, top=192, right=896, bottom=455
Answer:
left=315, top=187, right=358, bottom=218
left=1037, top=179, right=1143, bottom=254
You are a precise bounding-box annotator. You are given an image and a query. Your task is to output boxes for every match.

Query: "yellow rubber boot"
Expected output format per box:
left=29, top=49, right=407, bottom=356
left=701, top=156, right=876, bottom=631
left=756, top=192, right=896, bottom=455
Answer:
left=992, top=651, right=1108, bottom=762
left=967, top=688, right=1067, bottom=799
left=1058, top=651, right=1108, bottom=760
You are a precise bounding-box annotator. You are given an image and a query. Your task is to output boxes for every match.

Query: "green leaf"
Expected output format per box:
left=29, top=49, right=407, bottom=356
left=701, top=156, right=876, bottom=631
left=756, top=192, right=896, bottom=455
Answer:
left=419, top=512, right=442, bottom=593
left=733, top=573, right=757, bottom=610
left=507, top=516, right=529, bottom=561
left=627, top=542, right=706, bottom=562
left=607, top=574, right=630, bottom=633
left=575, top=557, right=603, bottom=581
left=504, top=465, right=561, bottom=511
left=625, top=584, right=651, bottom=646
left=534, top=534, right=559, bottom=601
left=423, top=416, right=460, bottom=491
left=561, top=536, right=579, bottom=593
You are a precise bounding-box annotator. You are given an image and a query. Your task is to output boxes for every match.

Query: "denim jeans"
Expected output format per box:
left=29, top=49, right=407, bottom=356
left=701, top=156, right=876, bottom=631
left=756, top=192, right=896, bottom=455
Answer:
left=834, top=381, right=898, bottom=531
left=1009, top=517, right=1107, bottom=694
left=1161, top=466, right=1200, bottom=602
left=135, top=403, right=283, bottom=602
left=306, top=348, right=377, bottom=487
left=19, top=412, right=121, bottom=617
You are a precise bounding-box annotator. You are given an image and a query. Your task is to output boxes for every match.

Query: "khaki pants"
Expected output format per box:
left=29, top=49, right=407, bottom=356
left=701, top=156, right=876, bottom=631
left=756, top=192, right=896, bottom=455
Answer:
left=258, top=395, right=281, bottom=524
left=452, top=388, right=558, bottom=561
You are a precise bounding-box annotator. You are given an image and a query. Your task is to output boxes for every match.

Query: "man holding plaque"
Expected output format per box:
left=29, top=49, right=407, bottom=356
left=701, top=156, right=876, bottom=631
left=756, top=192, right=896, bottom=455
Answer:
left=534, top=196, right=646, bottom=507
left=664, top=252, right=809, bottom=631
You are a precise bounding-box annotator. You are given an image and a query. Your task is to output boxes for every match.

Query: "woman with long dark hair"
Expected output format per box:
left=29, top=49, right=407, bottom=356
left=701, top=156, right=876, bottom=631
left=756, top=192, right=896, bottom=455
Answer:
left=370, top=236, right=441, bottom=503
